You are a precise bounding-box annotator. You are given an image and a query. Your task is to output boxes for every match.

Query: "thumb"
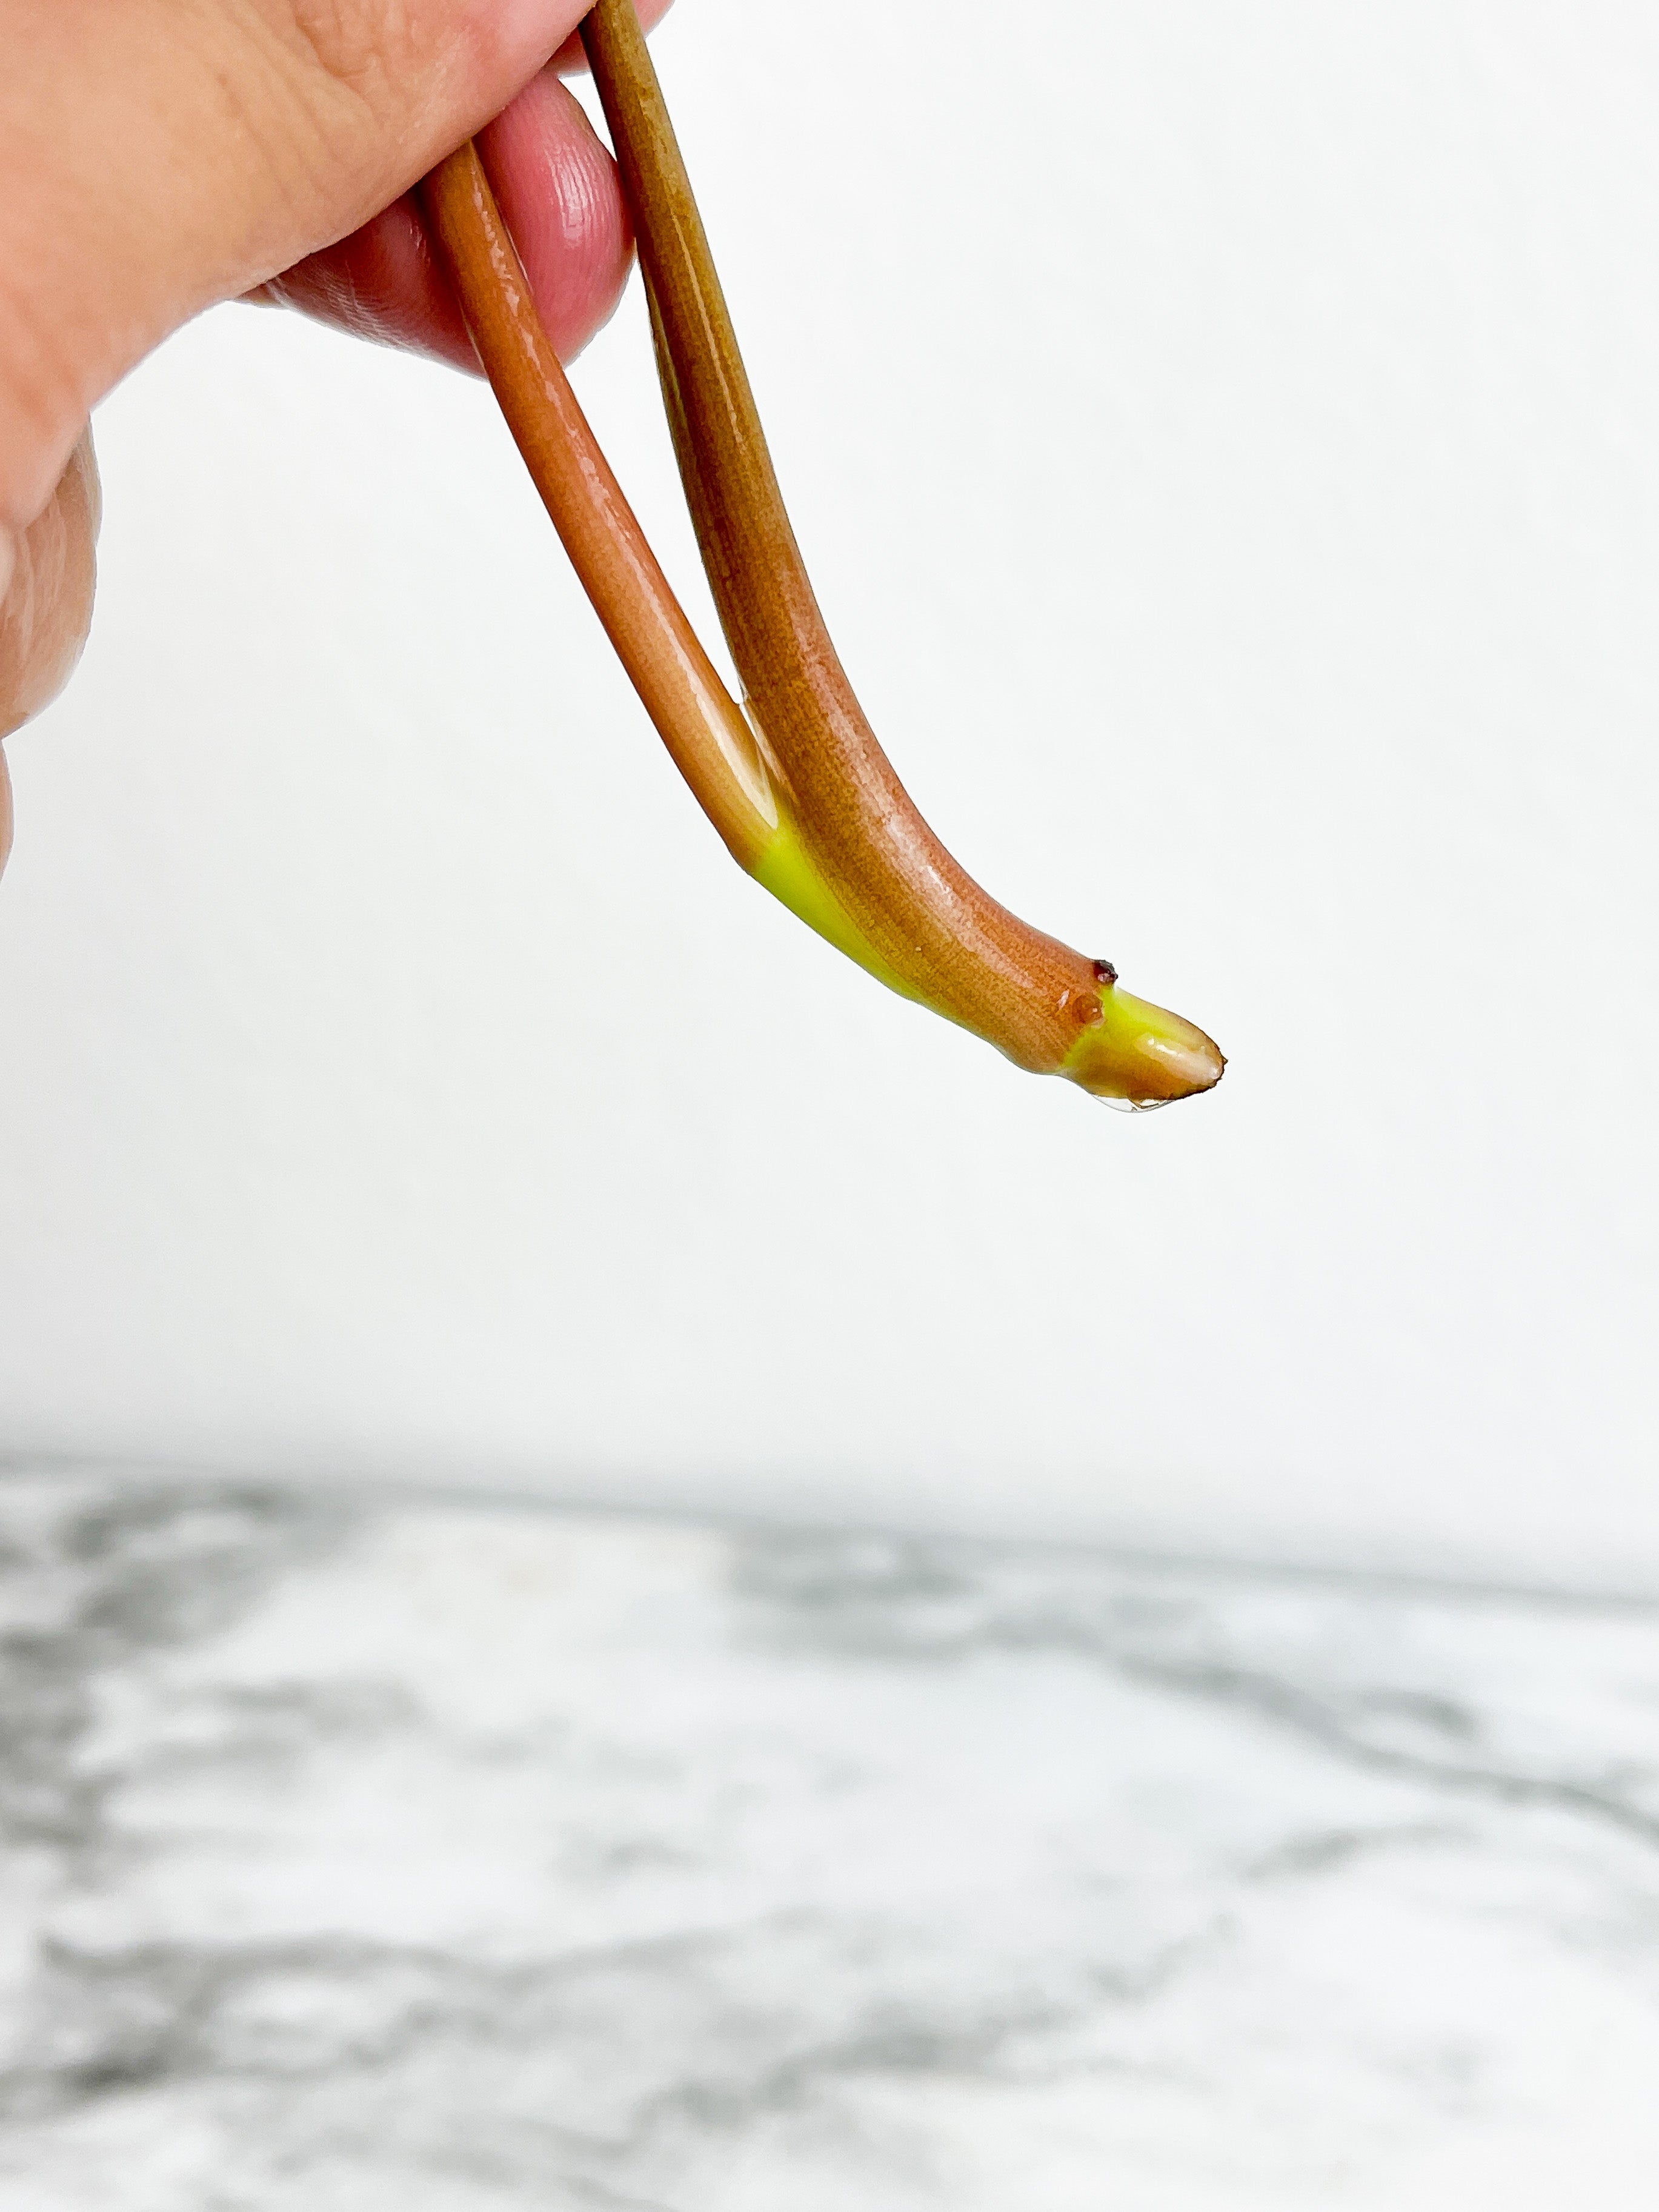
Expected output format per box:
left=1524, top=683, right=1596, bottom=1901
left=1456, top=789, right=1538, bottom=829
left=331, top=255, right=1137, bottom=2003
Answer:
left=0, top=428, right=101, bottom=877
left=0, top=0, right=605, bottom=532
left=0, top=431, right=101, bottom=745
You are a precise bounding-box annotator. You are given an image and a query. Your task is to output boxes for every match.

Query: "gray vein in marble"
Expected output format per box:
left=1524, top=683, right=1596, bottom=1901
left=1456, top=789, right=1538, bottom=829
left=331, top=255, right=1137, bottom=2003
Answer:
left=732, top=1531, right=1659, bottom=1844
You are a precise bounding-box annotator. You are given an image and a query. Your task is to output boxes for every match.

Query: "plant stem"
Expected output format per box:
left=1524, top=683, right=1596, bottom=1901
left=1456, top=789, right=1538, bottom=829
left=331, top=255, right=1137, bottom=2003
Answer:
left=417, top=141, right=777, bottom=873
left=419, top=19, right=1223, bottom=1107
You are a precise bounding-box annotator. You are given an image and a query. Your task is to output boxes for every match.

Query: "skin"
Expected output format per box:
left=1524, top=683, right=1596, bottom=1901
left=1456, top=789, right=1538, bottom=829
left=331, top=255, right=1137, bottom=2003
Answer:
left=0, top=0, right=674, bottom=872
left=0, top=0, right=1221, bottom=1106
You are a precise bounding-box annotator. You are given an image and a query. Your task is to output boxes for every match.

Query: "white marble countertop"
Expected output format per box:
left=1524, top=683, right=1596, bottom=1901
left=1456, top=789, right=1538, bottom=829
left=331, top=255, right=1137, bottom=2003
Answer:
left=2, top=1468, right=1657, bottom=2209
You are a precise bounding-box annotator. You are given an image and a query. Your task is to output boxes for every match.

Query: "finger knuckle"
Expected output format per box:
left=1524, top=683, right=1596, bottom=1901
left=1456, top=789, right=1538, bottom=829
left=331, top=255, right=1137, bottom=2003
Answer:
left=281, top=1, right=417, bottom=101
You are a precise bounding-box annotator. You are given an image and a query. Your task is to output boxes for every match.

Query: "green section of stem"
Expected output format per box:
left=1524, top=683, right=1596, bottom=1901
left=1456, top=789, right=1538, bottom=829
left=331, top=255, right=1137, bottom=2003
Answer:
left=1062, top=983, right=1226, bottom=1104
left=750, top=820, right=923, bottom=1003
left=751, top=823, right=1223, bottom=1105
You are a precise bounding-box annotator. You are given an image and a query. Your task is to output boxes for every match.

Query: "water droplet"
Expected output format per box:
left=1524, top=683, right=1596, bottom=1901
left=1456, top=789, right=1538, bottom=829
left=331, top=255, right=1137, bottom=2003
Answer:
left=1099, top=1094, right=1173, bottom=1114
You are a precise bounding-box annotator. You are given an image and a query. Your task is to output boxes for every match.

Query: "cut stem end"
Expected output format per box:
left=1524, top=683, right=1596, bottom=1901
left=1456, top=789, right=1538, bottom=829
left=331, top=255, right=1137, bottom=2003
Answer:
left=1063, top=985, right=1226, bottom=1106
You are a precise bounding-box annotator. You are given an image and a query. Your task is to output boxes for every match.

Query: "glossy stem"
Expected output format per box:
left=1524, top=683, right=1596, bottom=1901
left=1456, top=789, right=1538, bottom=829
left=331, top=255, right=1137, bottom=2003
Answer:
left=577, top=0, right=1222, bottom=1103
left=420, top=39, right=1222, bottom=1104
left=417, top=141, right=777, bottom=871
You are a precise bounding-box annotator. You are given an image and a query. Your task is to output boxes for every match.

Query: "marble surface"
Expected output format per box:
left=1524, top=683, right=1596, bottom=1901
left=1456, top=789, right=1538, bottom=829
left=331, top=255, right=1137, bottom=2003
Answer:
left=2, top=1470, right=1658, bottom=2210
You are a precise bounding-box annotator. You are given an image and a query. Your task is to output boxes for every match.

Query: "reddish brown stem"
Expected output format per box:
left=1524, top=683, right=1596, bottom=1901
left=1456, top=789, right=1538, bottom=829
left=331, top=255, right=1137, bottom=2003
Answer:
left=417, top=142, right=776, bottom=871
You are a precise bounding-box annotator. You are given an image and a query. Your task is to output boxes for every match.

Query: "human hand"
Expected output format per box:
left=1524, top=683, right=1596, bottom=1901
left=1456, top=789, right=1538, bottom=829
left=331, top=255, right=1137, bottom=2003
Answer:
left=0, top=0, right=673, bottom=875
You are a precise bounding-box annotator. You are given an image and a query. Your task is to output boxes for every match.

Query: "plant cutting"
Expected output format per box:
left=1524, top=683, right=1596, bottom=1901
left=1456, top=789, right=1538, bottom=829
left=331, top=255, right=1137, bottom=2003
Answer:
left=419, top=0, right=1223, bottom=1108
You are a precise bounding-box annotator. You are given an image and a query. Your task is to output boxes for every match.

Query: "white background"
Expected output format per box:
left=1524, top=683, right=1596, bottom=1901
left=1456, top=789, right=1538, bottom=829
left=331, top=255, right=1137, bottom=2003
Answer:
left=1, top=0, right=1654, bottom=1584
